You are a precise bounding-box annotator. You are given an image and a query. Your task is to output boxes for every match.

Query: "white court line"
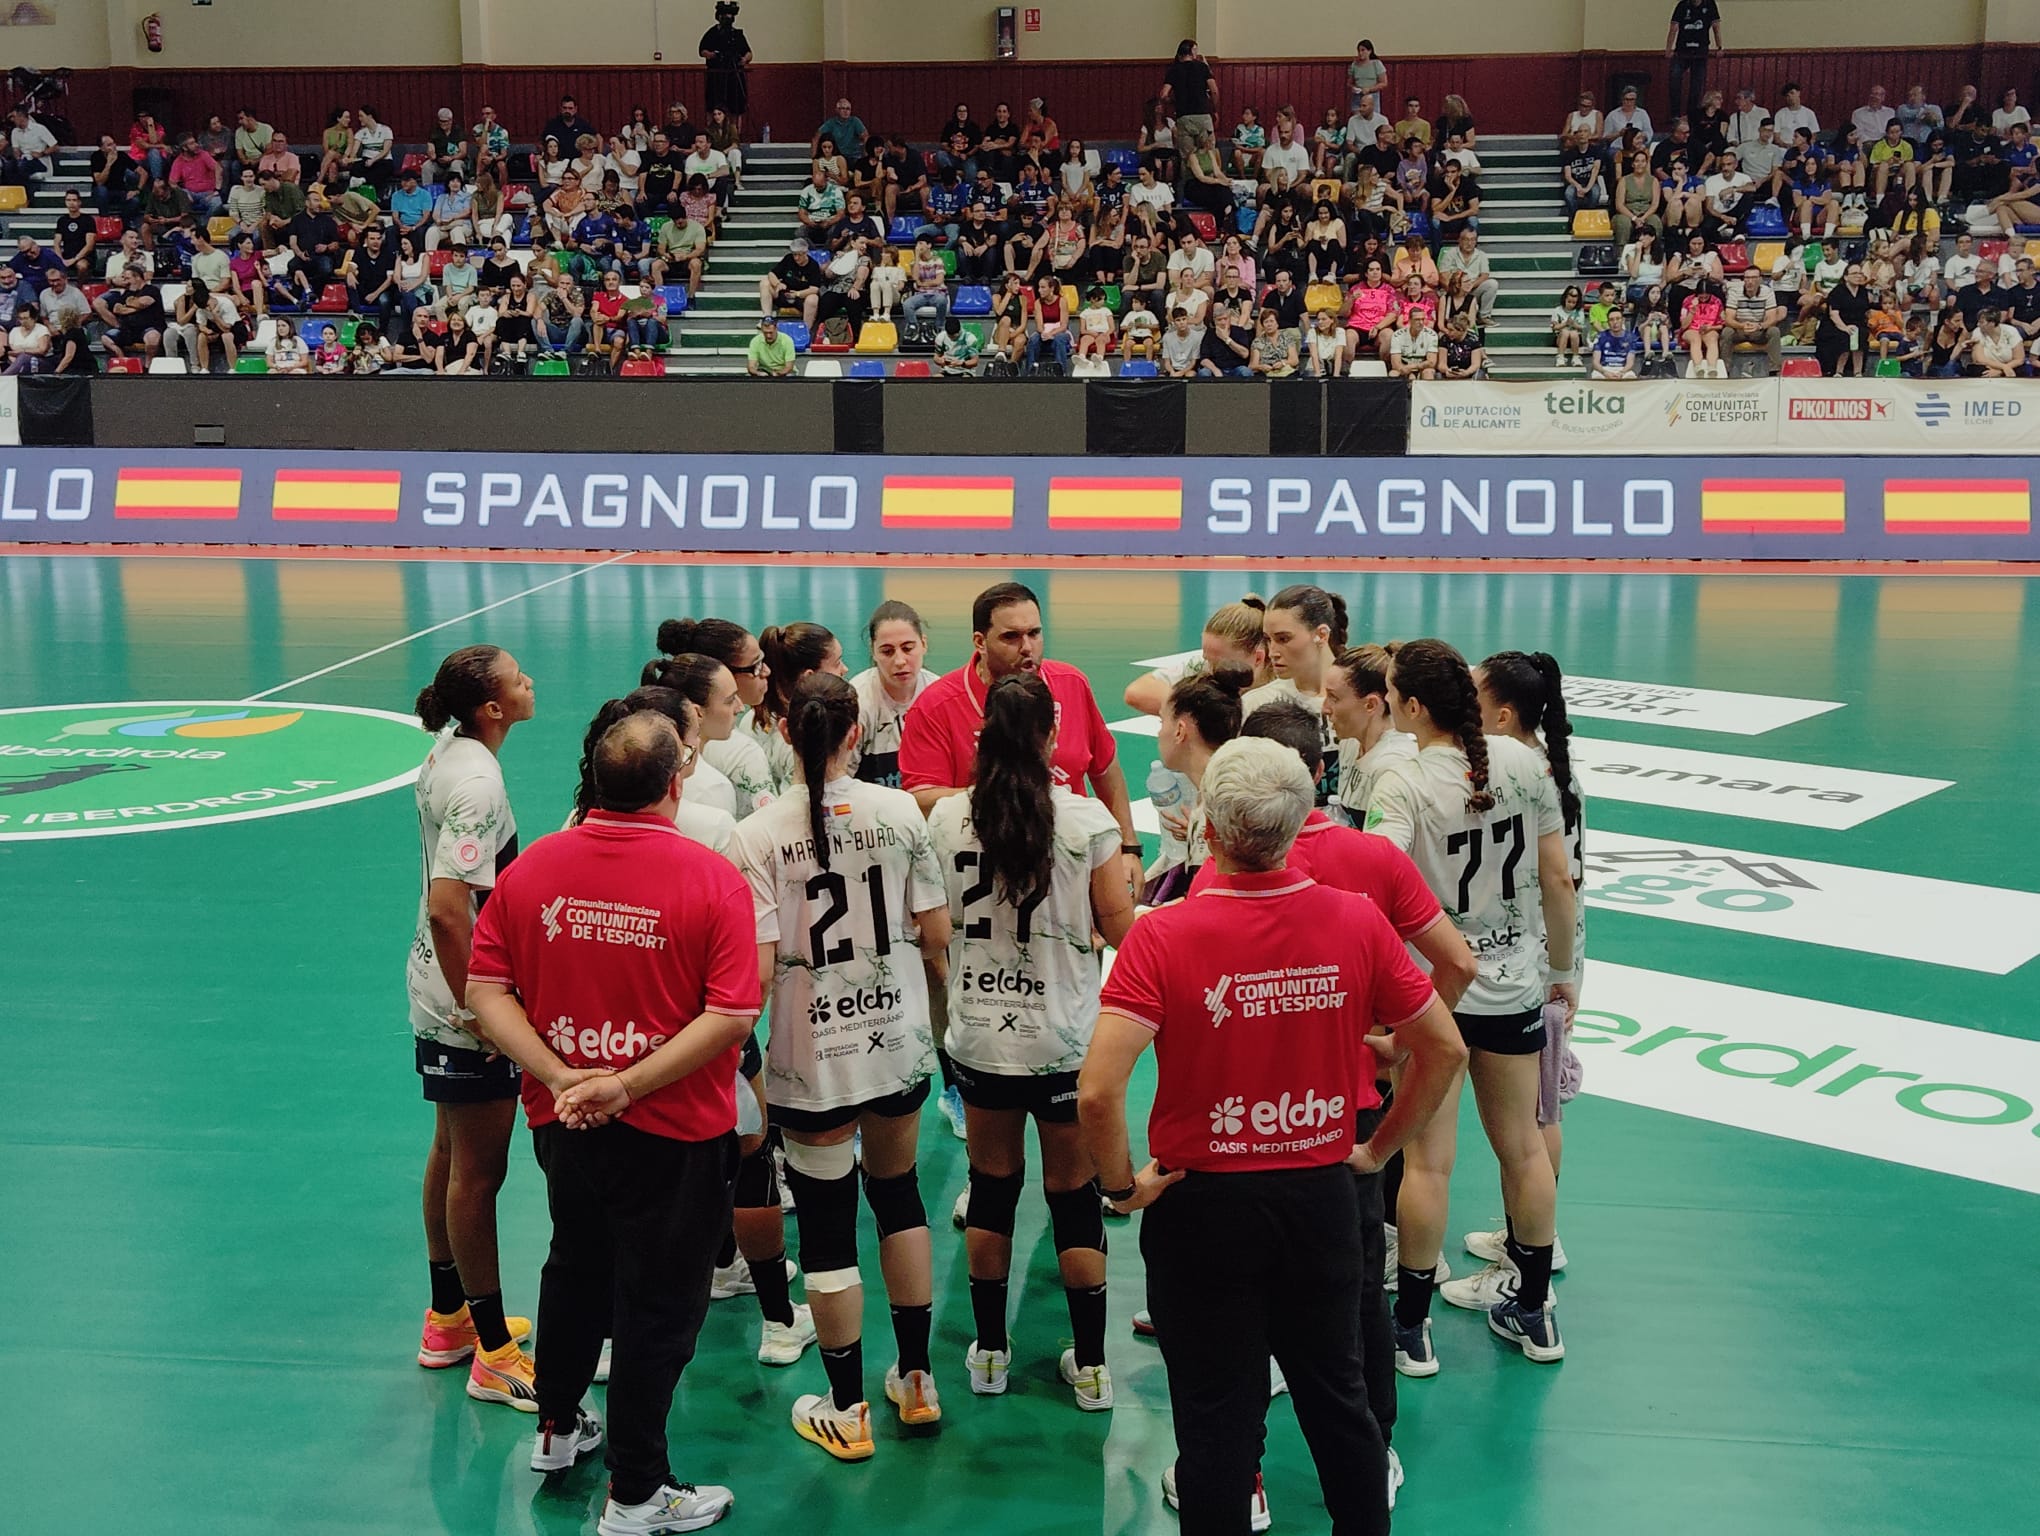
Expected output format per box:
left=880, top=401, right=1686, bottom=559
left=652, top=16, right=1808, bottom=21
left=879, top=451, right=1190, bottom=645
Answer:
left=241, top=553, right=634, bottom=703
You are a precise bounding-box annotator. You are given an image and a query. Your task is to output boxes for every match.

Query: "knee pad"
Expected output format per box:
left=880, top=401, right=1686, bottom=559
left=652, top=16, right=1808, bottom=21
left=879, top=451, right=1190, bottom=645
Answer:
left=1046, top=1181, right=1107, bottom=1256
left=965, top=1166, right=1026, bottom=1238
left=862, top=1166, right=928, bottom=1240
left=733, top=1142, right=778, bottom=1210
left=780, top=1135, right=856, bottom=1181
left=783, top=1165, right=860, bottom=1292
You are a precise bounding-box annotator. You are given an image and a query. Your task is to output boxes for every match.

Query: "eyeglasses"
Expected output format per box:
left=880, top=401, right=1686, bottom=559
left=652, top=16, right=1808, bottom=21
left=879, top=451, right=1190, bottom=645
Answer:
left=678, top=741, right=698, bottom=770
left=729, top=658, right=768, bottom=676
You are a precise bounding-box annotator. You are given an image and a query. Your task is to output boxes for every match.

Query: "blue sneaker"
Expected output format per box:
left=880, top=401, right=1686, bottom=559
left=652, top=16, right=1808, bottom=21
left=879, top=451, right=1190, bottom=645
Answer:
left=1392, top=1317, right=1438, bottom=1378
left=938, top=1084, right=968, bottom=1140
left=1488, top=1298, right=1564, bottom=1363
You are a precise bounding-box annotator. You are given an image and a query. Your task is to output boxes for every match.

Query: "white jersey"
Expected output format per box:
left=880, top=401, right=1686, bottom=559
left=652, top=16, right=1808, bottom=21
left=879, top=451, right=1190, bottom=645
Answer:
left=703, top=730, right=777, bottom=813
left=1365, top=735, right=1562, bottom=1016
left=1340, top=728, right=1417, bottom=821
left=1542, top=741, right=1586, bottom=988
left=737, top=707, right=797, bottom=796
left=689, top=754, right=738, bottom=818
left=1242, top=677, right=1343, bottom=807
left=405, top=733, right=517, bottom=1048
left=677, top=797, right=738, bottom=859
left=927, top=787, right=1120, bottom=1077
left=734, top=776, right=944, bottom=1112
left=851, top=665, right=940, bottom=788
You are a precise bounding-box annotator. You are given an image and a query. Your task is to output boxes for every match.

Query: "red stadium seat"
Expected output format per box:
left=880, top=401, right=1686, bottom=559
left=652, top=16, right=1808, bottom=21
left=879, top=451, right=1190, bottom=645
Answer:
left=94, top=216, right=126, bottom=243
left=1186, top=211, right=1218, bottom=242
left=311, top=283, right=349, bottom=312
left=618, top=357, right=665, bottom=377
left=1780, top=359, right=1821, bottom=377
left=105, top=357, right=144, bottom=374
left=428, top=250, right=451, bottom=277
left=893, top=360, right=933, bottom=377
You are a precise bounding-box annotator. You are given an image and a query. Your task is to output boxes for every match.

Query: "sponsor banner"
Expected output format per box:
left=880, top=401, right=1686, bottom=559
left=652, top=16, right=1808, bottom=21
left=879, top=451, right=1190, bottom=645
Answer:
left=6, top=449, right=2040, bottom=560
left=1569, top=737, right=1950, bottom=829
left=1580, top=964, right=2040, bottom=1197
left=1415, top=377, right=2031, bottom=456
left=1561, top=676, right=1842, bottom=735
left=1584, top=831, right=2040, bottom=974
left=1412, top=379, right=1775, bottom=454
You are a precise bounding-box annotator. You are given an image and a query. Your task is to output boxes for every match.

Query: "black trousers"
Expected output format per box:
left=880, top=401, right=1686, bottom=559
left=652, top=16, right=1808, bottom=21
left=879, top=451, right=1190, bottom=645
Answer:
left=1668, top=55, right=1709, bottom=123
left=531, top=1121, right=737, bottom=1506
left=1144, top=1163, right=1389, bottom=1536
left=1351, top=1104, right=1396, bottom=1448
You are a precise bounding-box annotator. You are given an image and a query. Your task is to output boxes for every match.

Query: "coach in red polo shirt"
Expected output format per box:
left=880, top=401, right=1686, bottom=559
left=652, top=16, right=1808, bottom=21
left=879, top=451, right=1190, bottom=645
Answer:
left=1080, top=737, right=1466, bottom=1536
left=468, top=712, right=759, bottom=1534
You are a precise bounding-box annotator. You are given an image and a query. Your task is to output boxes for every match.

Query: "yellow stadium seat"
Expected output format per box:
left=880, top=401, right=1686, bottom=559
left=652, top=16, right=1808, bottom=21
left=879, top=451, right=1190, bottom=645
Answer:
left=2026, top=239, right=2040, bottom=262
left=1305, top=282, right=1343, bottom=314
left=1571, top=209, right=1612, bottom=240
left=0, top=186, right=27, bottom=212
left=1751, top=241, right=1786, bottom=273
left=1061, top=284, right=1080, bottom=315
left=208, top=216, right=236, bottom=243
left=854, top=320, right=898, bottom=353
left=1310, top=178, right=1344, bottom=205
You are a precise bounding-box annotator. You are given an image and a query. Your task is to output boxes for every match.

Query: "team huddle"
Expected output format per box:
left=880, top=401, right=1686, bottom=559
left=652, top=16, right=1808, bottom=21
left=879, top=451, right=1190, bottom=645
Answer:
left=399, top=580, right=1585, bottom=1536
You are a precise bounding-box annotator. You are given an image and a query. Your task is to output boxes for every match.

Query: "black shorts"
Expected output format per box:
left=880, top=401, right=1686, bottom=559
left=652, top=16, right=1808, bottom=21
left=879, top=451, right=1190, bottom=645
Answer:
left=416, top=1038, right=521, bottom=1103
left=769, top=1075, right=931, bottom=1135
left=1456, top=1006, right=1547, bottom=1057
left=739, top=1031, right=763, bottom=1083
left=949, top=1060, right=1081, bottom=1123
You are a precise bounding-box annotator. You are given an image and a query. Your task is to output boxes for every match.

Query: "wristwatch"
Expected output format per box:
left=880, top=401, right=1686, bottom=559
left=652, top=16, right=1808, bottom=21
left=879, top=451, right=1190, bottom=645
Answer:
left=1121, top=842, right=1143, bottom=856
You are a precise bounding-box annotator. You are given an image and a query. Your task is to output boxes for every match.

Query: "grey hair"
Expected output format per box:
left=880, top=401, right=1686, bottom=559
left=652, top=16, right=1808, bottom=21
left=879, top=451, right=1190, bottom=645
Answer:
left=1200, top=737, right=1313, bottom=872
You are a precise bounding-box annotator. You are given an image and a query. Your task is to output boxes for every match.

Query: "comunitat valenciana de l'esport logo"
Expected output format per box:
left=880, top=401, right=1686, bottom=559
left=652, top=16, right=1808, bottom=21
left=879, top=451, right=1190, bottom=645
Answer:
left=0, top=701, right=428, bottom=839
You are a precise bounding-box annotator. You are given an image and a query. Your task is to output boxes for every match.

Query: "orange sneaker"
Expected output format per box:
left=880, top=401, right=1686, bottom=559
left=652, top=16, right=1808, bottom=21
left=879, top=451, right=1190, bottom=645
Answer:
left=466, top=1340, right=539, bottom=1411
left=418, top=1306, right=531, bottom=1368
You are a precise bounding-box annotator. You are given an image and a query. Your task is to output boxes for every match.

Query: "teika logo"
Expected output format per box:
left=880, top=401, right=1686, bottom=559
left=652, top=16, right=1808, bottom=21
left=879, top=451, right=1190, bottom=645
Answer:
left=1543, top=388, right=1627, bottom=417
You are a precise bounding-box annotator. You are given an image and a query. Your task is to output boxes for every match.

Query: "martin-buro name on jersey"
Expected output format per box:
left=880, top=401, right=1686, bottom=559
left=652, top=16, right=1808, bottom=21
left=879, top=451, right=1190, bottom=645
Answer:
left=777, top=820, right=902, bottom=867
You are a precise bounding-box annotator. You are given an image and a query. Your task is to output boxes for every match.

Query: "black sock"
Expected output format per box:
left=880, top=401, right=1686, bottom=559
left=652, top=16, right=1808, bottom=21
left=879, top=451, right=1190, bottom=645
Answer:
left=821, top=1340, right=865, bottom=1411
left=716, top=1228, right=738, bottom=1268
left=1066, top=1283, right=1108, bottom=1369
left=466, top=1289, right=511, bottom=1352
left=1506, top=1212, right=1517, bottom=1248
left=970, top=1276, right=1010, bottom=1353
left=890, top=1303, right=933, bottom=1376
left=1393, top=1266, right=1436, bottom=1330
left=1381, top=1146, right=1404, bottom=1226
left=428, top=1260, right=464, bottom=1317
left=751, top=1250, right=794, bottom=1327
left=1506, top=1237, right=1554, bottom=1313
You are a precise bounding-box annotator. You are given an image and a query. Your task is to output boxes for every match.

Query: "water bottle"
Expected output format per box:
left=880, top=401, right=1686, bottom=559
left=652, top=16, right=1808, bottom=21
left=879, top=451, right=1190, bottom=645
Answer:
left=1146, top=758, right=1189, bottom=863
left=761, top=123, right=772, bottom=143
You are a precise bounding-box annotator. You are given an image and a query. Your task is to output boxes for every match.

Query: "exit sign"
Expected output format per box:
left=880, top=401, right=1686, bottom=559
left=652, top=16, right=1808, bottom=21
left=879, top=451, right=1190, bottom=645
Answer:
left=1024, top=8, right=1040, bottom=30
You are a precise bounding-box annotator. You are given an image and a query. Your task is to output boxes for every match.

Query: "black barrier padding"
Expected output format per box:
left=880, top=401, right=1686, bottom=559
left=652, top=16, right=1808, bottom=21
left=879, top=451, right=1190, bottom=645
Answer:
left=833, top=379, right=884, bottom=454
left=1267, top=380, right=1323, bottom=456
left=18, top=376, right=93, bottom=446
left=1184, top=381, right=1269, bottom=456
left=1326, top=379, right=1411, bottom=457
left=1086, top=379, right=1185, bottom=456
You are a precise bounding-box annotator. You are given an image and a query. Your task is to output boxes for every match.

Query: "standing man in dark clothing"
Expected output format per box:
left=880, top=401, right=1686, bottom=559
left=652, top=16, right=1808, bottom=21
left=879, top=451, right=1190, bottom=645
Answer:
left=542, top=97, right=589, bottom=160
left=1665, top=0, right=1722, bottom=124
left=1162, top=40, right=1219, bottom=168
left=700, top=2, right=753, bottom=136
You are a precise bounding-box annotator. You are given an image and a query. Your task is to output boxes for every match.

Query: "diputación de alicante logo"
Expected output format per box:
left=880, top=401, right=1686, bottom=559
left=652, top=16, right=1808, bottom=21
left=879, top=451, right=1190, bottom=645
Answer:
left=0, top=701, right=426, bottom=840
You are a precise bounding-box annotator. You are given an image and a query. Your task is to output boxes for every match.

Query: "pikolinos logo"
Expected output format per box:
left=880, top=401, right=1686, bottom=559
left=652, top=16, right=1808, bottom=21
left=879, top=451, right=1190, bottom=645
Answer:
left=0, top=700, right=426, bottom=839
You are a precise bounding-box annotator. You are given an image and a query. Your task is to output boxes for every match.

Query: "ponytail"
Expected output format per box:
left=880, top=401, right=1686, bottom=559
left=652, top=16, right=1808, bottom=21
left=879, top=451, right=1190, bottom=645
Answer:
left=571, top=697, right=633, bottom=824
left=654, top=615, right=753, bottom=671
left=1480, top=649, right=1579, bottom=827
left=1269, top=583, right=1349, bottom=651
left=641, top=651, right=723, bottom=708
left=786, top=672, right=859, bottom=871
left=1391, top=638, right=1494, bottom=814
left=1330, top=642, right=1397, bottom=699
left=757, top=621, right=839, bottom=731
left=1167, top=662, right=1251, bottom=748
left=971, top=674, right=1057, bottom=908
left=414, top=644, right=504, bottom=734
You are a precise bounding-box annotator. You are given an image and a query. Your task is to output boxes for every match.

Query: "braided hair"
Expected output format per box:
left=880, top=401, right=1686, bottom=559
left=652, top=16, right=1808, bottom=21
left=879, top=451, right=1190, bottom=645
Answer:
left=1480, top=650, right=1580, bottom=827
left=786, top=672, right=860, bottom=872
left=1391, top=638, right=1494, bottom=813
left=971, top=674, right=1058, bottom=908
left=757, top=622, right=839, bottom=733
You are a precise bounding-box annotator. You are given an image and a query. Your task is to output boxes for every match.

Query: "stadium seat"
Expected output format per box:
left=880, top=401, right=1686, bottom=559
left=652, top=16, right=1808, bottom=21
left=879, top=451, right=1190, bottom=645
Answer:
left=1305, top=283, right=1343, bottom=314
left=808, top=336, right=852, bottom=354
left=1072, top=356, right=1110, bottom=377
left=1780, top=358, right=1820, bottom=377
left=618, top=356, right=665, bottom=377
left=1104, top=285, right=1121, bottom=309
left=1407, top=211, right=1432, bottom=240
left=1061, top=284, right=1080, bottom=315
left=208, top=216, right=236, bottom=243
left=401, top=153, right=427, bottom=174
left=894, top=360, right=933, bottom=377
left=1235, top=206, right=1258, bottom=234
left=937, top=248, right=957, bottom=276
left=1744, top=204, right=1788, bottom=238
left=803, top=358, right=845, bottom=377
left=311, top=283, right=349, bottom=312
left=249, top=318, right=278, bottom=355
left=2026, top=238, right=2040, bottom=261
left=646, top=214, right=670, bottom=235
left=1186, top=211, right=1217, bottom=242
left=1874, top=357, right=1904, bottom=377
left=1717, top=240, right=1750, bottom=273
left=1104, top=149, right=1139, bottom=177
left=1349, top=359, right=1388, bottom=378
left=1120, top=360, right=1159, bottom=377
left=1978, top=238, right=2010, bottom=265
left=105, top=357, right=144, bottom=374
left=1310, top=178, right=1343, bottom=205
left=777, top=320, right=811, bottom=352
left=529, top=357, right=571, bottom=376
left=2016, top=226, right=2040, bottom=239
left=233, top=356, right=268, bottom=374
left=855, top=320, right=898, bottom=353
left=848, top=359, right=886, bottom=377
left=94, top=216, right=125, bottom=242
left=953, top=285, right=992, bottom=315
left=336, top=319, right=360, bottom=347
left=656, top=285, right=690, bottom=315
left=428, top=250, right=451, bottom=278
left=888, top=214, right=927, bottom=245
left=82, top=281, right=108, bottom=304
left=147, top=357, right=188, bottom=374
left=0, top=186, right=26, bottom=212
left=1570, top=209, right=1612, bottom=240
left=1751, top=241, right=1786, bottom=274
left=961, top=319, right=990, bottom=346
left=513, top=215, right=532, bottom=244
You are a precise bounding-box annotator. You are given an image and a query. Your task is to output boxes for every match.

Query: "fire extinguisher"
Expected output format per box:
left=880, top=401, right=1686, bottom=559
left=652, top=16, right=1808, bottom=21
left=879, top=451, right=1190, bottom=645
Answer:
left=143, top=12, right=163, bottom=53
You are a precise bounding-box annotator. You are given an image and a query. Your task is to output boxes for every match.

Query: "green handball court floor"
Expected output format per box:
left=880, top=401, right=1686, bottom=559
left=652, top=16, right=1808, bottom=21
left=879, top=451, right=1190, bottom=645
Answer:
left=3, top=552, right=2036, bottom=1536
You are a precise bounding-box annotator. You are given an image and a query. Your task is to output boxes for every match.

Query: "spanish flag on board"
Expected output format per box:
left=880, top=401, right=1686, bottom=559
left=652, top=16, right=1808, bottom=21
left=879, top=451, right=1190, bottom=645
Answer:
left=1882, top=479, right=2031, bottom=536
left=113, top=466, right=242, bottom=520
left=880, top=475, right=1015, bottom=529
left=271, top=468, right=403, bottom=523
left=1700, top=478, right=1846, bottom=535
left=1047, top=477, right=1183, bottom=531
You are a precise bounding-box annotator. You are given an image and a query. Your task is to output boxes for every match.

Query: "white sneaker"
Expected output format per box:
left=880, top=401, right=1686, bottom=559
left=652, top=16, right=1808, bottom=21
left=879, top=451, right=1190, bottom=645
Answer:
left=757, top=1303, right=817, bottom=1367
left=1269, top=1358, right=1288, bottom=1398
left=593, top=1338, right=612, bottom=1384
left=790, top=1393, right=874, bottom=1461
left=937, top=1084, right=969, bottom=1139
left=1440, top=1260, right=1520, bottom=1311
left=1383, top=1224, right=1448, bottom=1292
left=1161, top=1463, right=1272, bottom=1532
left=1388, top=1446, right=1403, bottom=1511
left=883, top=1364, right=942, bottom=1425
left=965, top=1339, right=1011, bottom=1395
left=1059, top=1348, right=1114, bottom=1411
left=951, top=1187, right=970, bottom=1230
left=597, top=1481, right=735, bottom=1535
left=709, top=1256, right=754, bottom=1299
left=1463, top=1227, right=1568, bottom=1272
left=530, top=1407, right=603, bottom=1473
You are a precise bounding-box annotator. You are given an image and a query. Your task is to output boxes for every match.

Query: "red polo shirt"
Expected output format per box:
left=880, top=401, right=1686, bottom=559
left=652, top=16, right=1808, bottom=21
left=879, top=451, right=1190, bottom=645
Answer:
left=468, top=808, right=761, bottom=1143
left=1188, top=810, right=1444, bottom=940
left=899, top=657, right=1116, bottom=794
left=1101, top=868, right=1435, bottom=1173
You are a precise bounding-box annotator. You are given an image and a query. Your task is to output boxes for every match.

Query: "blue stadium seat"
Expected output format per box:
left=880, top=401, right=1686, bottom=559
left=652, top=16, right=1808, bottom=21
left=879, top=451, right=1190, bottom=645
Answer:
left=1236, top=206, right=1258, bottom=234
left=513, top=215, right=531, bottom=244
left=656, top=285, right=690, bottom=315
left=848, top=360, right=886, bottom=377
left=888, top=214, right=927, bottom=245
left=952, top=285, right=992, bottom=315
left=777, top=320, right=810, bottom=352
left=1120, top=360, right=1159, bottom=377
left=1103, top=148, right=1140, bottom=177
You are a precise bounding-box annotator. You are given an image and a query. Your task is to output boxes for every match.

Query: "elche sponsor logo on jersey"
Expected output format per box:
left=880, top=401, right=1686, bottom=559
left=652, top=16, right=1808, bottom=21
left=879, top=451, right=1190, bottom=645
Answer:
left=0, top=700, right=426, bottom=840
left=539, top=894, right=669, bottom=951
left=543, top=1014, right=670, bottom=1066
left=808, top=984, right=902, bottom=1030
left=1206, top=1089, right=1351, bottom=1155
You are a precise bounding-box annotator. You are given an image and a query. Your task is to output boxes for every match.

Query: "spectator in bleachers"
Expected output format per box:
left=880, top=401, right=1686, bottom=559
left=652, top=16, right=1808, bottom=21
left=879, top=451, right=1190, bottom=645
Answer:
left=1303, top=200, right=1347, bottom=286
left=903, top=235, right=951, bottom=341
left=311, top=322, right=347, bottom=373
left=1198, top=296, right=1252, bottom=374
left=979, top=103, right=1021, bottom=183
left=1816, top=260, right=1873, bottom=374
left=1392, top=232, right=1439, bottom=287
left=1160, top=304, right=1203, bottom=377
left=584, top=267, right=631, bottom=371
left=1439, top=312, right=1486, bottom=378
left=91, top=134, right=143, bottom=221
left=1163, top=263, right=1207, bottom=326
left=814, top=135, right=851, bottom=192
left=934, top=315, right=982, bottom=376
left=1003, top=201, right=1044, bottom=280
left=814, top=98, right=869, bottom=163
left=1723, top=266, right=1785, bottom=371
left=1261, top=111, right=1311, bottom=191
left=1028, top=273, right=1075, bottom=371
left=421, top=108, right=466, bottom=186
left=1343, top=258, right=1396, bottom=364
left=1392, top=134, right=1431, bottom=214
left=1022, top=98, right=1061, bottom=160
left=1611, top=149, right=1663, bottom=247
left=1181, top=135, right=1235, bottom=229
left=1384, top=302, right=1439, bottom=379
left=169, top=136, right=225, bottom=220
left=543, top=171, right=591, bottom=243
left=391, top=169, right=434, bottom=249
left=1120, top=291, right=1160, bottom=361
left=1590, top=306, right=1642, bottom=377
left=1057, top=142, right=1098, bottom=212
left=1550, top=283, right=1588, bottom=366
left=795, top=163, right=846, bottom=240
left=51, top=190, right=94, bottom=280
left=537, top=136, right=570, bottom=191
left=746, top=315, right=797, bottom=376
left=37, top=267, right=88, bottom=338
left=492, top=273, right=539, bottom=367
left=686, top=132, right=735, bottom=218
left=1665, top=0, right=1721, bottom=122
left=1565, top=91, right=1603, bottom=150
left=539, top=273, right=587, bottom=353
left=567, top=134, right=608, bottom=192
left=222, top=168, right=265, bottom=243
left=5, top=108, right=56, bottom=187
left=104, top=227, right=152, bottom=284
left=1621, top=227, right=1667, bottom=302
left=1911, top=129, right=1954, bottom=207
left=1562, top=131, right=1606, bottom=216
left=130, top=111, right=170, bottom=183
left=95, top=265, right=165, bottom=364
left=939, top=104, right=982, bottom=157
left=828, top=191, right=882, bottom=254
left=424, top=172, right=475, bottom=251
left=348, top=107, right=396, bottom=198
left=1783, top=129, right=1837, bottom=238
left=1702, top=148, right=1756, bottom=236
left=1963, top=309, right=2025, bottom=375
left=140, top=175, right=194, bottom=252
left=11, top=235, right=62, bottom=291
left=990, top=272, right=1030, bottom=367
left=1212, top=258, right=1255, bottom=320
left=1231, top=108, right=1267, bottom=176
left=1660, top=152, right=1707, bottom=234
left=1434, top=93, right=1478, bottom=148
left=0, top=266, right=25, bottom=330
left=1249, top=305, right=1299, bottom=376
left=256, top=168, right=304, bottom=256
left=1394, top=97, right=1431, bottom=150
left=1869, top=120, right=1916, bottom=200
left=927, top=161, right=969, bottom=242
left=346, top=224, right=399, bottom=335
left=231, top=232, right=283, bottom=317
left=576, top=198, right=621, bottom=273
left=187, top=225, right=231, bottom=297
left=1348, top=39, right=1388, bottom=118
left=2006, top=258, right=2040, bottom=345
left=1089, top=204, right=1127, bottom=285
left=1742, top=120, right=1788, bottom=203
left=1725, top=88, right=1767, bottom=153
left=1604, top=86, right=1654, bottom=150
left=394, top=234, right=437, bottom=338
left=1123, top=229, right=1167, bottom=310
left=540, top=96, right=590, bottom=161
left=644, top=206, right=705, bottom=299
left=1774, top=83, right=1820, bottom=144
left=1043, top=199, right=1088, bottom=285
left=1316, top=110, right=1350, bottom=177
left=1167, top=227, right=1215, bottom=293
left=471, top=107, right=511, bottom=187
left=1852, top=86, right=1896, bottom=146
left=1128, top=163, right=1175, bottom=242
left=1430, top=162, right=1481, bottom=247
left=5, top=307, right=51, bottom=373
left=1161, top=39, right=1218, bottom=163
left=1438, top=228, right=1499, bottom=326
left=251, top=133, right=298, bottom=188
left=1258, top=200, right=1304, bottom=282
left=1075, top=284, right=1116, bottom=362
left=1301, top=307, right=1342, bottom=375
left=955, top=202, right=1002, bottom=283
left=1139, top=99, right=1177, bottom=185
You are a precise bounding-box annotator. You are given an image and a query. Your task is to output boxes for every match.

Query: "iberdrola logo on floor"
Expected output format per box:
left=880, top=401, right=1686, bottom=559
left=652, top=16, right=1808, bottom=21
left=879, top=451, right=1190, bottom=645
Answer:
left=0, top=700, right=427, bottom=839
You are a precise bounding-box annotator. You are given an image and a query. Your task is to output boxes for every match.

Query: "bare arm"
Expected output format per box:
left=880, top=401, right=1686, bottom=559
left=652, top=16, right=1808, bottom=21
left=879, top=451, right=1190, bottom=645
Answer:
left=425, top=879, right=477, bottom=1002
left=915, top=901, right=952, bottom=987
left=911, top=784, right=967, bottom=815
left=1350, top=995, right=1466, bottom=1171
left=1090, top=860, right=1138, bottom=949
left=1079, top=1008, right=1183, bottom=1212
left=1409, top=911, right=1476, bottom=1009
left=1537, top=827, right=1577, bottom=982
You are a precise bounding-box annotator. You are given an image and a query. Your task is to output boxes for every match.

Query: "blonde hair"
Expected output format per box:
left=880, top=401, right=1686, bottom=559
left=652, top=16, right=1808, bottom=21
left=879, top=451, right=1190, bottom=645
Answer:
left=1203, top=594, right=1267, bottom=653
